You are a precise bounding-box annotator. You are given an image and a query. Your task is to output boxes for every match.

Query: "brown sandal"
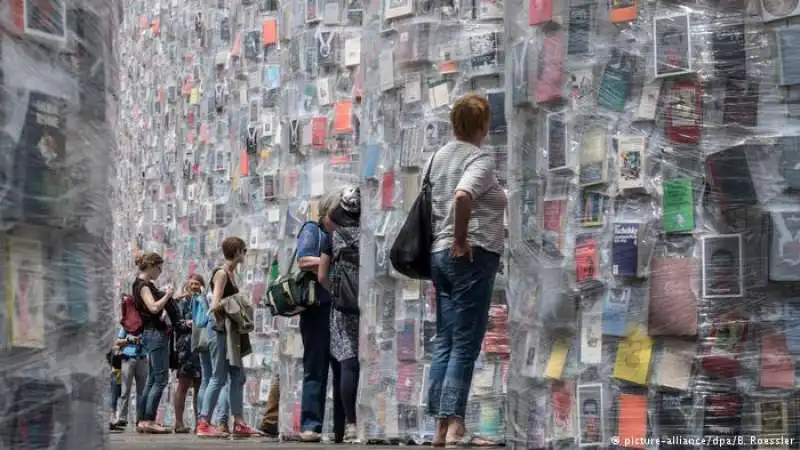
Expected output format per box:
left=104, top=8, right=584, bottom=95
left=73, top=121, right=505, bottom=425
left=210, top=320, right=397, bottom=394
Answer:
left=143, top=424, right=170, bottom=434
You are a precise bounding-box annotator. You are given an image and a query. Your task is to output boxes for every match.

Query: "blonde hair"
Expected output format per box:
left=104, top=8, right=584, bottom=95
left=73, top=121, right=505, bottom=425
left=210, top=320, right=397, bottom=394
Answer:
left=318, top=190, right=341, bottom=221
left=450, top=93, right=491, bottom=142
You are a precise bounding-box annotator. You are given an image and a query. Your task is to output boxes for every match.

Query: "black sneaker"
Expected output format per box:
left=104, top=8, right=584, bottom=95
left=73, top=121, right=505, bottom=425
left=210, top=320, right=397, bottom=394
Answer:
left=109, top=422, right=124, bottom=432
left=259, top=423, right=278, bottom=438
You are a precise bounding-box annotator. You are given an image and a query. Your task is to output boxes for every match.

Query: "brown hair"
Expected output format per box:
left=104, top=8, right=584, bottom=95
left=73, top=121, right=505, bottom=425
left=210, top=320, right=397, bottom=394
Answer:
left=450, top=93, right=491, bottom=142
left=187, top=273, right=206, bottom=288
left=318, top=191, right=341, bottom=221
left=221, top=236, right=247, bottom=260
left=135, top=252, right=164, bottom=271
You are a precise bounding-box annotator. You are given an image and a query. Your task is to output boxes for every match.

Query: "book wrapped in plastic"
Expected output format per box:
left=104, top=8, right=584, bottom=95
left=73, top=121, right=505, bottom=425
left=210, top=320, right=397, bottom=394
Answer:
left=356, top=0, right=509, bottom=444
left=504, top=0, right=800, bottom=448
left=0, top=1, right=118, bottom=449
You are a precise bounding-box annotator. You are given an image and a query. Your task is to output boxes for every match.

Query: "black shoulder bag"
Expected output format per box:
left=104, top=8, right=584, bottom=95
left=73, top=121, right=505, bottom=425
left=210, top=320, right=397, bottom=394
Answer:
left=390, top=152, right=438, bottom=280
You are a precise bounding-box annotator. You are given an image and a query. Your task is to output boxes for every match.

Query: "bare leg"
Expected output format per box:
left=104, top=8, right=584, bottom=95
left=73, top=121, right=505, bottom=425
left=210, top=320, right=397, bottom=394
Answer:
left=192, top=378, right=201, bottom=428
left=174, top=377, right=190, bottom=430
left=433, top=418, right=448, bottom=446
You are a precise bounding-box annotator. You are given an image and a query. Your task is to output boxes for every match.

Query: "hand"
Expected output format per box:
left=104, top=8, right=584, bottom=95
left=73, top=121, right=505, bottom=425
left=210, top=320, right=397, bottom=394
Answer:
left=164, top=285, right=175, bottom=298
left=451, top=239, right=472, bottom=262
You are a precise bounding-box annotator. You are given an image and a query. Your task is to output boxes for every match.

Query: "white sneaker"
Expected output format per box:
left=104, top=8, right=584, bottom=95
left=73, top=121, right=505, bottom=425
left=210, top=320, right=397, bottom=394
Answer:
left=344, top=424, right=358, bottom=443
left=300, top=430, right=321, bottom=442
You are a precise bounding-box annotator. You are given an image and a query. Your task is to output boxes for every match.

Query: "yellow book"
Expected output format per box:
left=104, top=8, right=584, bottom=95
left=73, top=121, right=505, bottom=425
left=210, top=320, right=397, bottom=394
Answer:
left=613, top=326, right=653, bottom=385
left=189, top=88, right=199, bottom=105
left=544, top=336, right=571, bottom=379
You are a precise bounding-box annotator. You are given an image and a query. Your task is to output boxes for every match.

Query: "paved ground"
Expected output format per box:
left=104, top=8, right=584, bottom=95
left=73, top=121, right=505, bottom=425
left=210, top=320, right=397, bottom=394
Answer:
left=109, top=433, right=396, bottom=450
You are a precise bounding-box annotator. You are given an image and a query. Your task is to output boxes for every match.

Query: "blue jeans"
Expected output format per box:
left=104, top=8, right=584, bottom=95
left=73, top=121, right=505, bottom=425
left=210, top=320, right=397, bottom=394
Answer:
left=200, top=327, right=245, bottom=420
left=198, top=345, right=230, bottom=423
left=299, top=304, right=334, bottom=433
left=426, top=247, right=500, bottom=418
left=138, top=328, right=170, bottom=421
left=109, top=374, right=122, bottom=411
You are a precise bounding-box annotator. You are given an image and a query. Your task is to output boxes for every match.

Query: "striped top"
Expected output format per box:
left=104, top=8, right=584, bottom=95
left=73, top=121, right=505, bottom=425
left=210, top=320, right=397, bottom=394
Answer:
left=425, top=140, right=507, bottom=256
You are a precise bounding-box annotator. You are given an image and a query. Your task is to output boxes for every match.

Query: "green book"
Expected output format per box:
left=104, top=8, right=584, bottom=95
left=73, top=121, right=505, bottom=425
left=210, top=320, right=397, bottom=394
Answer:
left=662, top=179, right=694, bottom=233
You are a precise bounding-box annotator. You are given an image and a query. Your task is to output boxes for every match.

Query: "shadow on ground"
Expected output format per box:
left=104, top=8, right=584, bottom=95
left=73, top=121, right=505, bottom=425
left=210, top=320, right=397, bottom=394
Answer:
left=109, top=432, right=393, bottom=449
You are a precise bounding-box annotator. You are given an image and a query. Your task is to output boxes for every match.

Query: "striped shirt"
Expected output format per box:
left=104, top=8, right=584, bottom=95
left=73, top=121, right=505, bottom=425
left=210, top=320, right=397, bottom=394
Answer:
left=425, top=140, right=507, bottom=256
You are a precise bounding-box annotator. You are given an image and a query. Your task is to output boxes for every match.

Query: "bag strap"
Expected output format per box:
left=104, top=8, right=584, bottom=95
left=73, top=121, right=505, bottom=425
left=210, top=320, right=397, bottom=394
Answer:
left=422, top=149, right=441, bottom=187
left=285, top=221, right=314, bottom=276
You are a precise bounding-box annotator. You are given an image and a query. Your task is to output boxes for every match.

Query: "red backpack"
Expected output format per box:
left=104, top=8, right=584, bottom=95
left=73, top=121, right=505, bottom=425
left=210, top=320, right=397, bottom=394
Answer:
left=120, top=294, right=143, bottom=334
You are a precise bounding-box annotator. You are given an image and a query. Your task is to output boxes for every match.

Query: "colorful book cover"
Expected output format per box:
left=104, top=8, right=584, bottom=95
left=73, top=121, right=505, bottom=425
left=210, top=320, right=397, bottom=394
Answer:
left=7, top=236, right=45, bottom=349
left=535, top=32, right=564, bottom=104
left=612, top=222, right=640, bottom=277
left=662, top=179, right=694, bottom=233
left=602, top=289, right=630, bottom=337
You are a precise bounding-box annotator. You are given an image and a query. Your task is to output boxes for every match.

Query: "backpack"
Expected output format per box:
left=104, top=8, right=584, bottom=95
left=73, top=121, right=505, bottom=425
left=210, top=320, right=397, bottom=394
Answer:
left=120, top=294, right=143, bottom=334
left=332, top=228, right=360, bottom=314
left=267, top=222, right=321, bottom=317
left=191, top=293, right=211, bottom=329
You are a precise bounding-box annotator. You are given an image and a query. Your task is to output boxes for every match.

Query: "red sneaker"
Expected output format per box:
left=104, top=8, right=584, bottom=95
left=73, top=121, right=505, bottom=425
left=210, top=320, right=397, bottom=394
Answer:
left=196, top=421, right=228, bottom=438
left=232, top=422, right=261, bottom=438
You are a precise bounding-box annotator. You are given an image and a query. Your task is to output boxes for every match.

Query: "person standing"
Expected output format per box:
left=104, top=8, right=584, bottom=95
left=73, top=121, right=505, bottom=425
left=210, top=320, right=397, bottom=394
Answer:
left=193, top=280, right=231, bottom=435
left=196, top=237, right=259, bottom=438
left=113, top=296, right=146, bottom=429
left=319, top=186, right=362, bottom=443
left=171, top=274, right=205, bottom=433
left=424, top=93, right=507, bottom=445
left=295, top=195, right=337, bottom=442
left=107, top=341, right=123, bottom=432
left=133, top=252, right=179, bottom=434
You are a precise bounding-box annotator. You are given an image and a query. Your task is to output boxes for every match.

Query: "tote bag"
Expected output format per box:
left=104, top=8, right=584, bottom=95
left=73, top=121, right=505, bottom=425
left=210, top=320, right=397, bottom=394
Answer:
left=390, top=152, right=439, bottom=280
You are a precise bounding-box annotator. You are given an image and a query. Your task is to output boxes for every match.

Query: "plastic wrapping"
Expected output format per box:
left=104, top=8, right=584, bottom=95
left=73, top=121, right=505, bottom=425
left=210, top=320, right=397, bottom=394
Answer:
left=0, top=0, right=117, bottom=449
left=357, top=0, right=509, bottom=444
left=505, top=0, right=800, bottom=448
left=114, top=0, right=363, bottom=438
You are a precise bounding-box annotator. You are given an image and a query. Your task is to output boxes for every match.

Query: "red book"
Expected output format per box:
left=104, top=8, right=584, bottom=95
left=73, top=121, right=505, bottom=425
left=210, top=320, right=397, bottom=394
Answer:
left=760, top=332, right=794, bottom=389
left=381, top=169, right=395, bottom=210
left=529, top=0, right=552, bottom=25
left=575, top=237, right=598, bottom=283
left=311, top=116, right=327, bottom=150
left=666, top=80, right=702, bottom=144
left=535, top=32, right=564, bottom=104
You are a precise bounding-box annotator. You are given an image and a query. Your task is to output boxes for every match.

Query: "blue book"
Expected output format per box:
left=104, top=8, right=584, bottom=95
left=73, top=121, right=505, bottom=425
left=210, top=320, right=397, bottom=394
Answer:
left=362, top=144, right=381, bottom=179
left=602, top=289, right=630, bottom=337
left=612, top=222, right=640, bottom=277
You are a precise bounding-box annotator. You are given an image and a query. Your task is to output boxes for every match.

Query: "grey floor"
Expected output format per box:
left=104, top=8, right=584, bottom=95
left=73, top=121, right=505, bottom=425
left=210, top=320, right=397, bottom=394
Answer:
left=109, top=433, right=399, bottom=449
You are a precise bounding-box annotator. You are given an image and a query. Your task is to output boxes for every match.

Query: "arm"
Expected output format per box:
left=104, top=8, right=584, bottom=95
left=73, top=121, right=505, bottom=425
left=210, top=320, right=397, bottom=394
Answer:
left=453, top=191, right=473, bottom=244
left=140, top=285, right=171, bottom=314
left=454, top=153, right=496, bottom=244
left=114, top=328, right=132, bottom=347
left=318, top=253, right=332, bottom=290
left=298, top=256, right=321, bottom=271
left=210, top=270, right=227, bottom=312
left=296, top=223, right=322, bottom=272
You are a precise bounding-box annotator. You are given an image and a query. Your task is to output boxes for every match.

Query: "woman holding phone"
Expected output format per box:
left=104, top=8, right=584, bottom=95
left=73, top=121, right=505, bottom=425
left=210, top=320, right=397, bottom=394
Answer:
left=133, top=252, right=180, bottom=434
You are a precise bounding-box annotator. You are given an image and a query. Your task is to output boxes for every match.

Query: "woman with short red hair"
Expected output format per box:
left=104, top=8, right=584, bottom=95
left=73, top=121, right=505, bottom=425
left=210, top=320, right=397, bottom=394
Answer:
left=423, top=93, right=507, bottom=445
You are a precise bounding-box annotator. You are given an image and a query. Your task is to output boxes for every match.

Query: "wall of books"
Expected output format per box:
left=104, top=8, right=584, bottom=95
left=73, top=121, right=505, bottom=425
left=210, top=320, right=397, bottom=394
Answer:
left=113, top=0, right=289, bottom=430
left=273, top=0, right=365, bottom=439
left=112, top=0, right=365, bottom=437
left=0, top=0, right=117, bottom=449
left=357, top=0, right=509, bottom=444
left=504, top=0, right=800, bottom=447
